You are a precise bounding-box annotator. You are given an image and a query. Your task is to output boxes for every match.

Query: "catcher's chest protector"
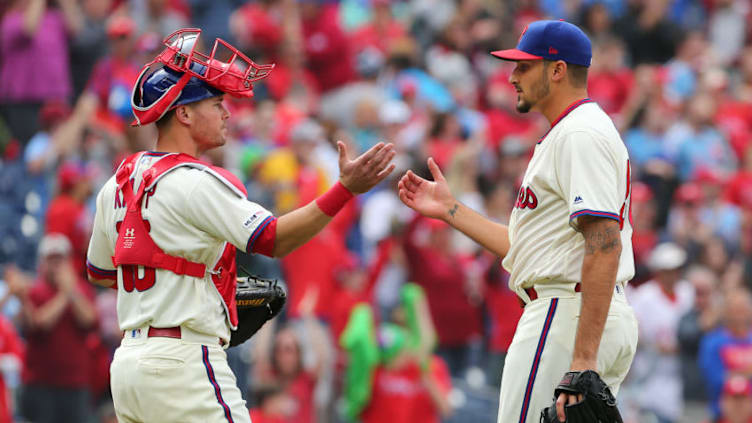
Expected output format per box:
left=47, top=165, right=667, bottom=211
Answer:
left=112, top=152, right=245, bottom=327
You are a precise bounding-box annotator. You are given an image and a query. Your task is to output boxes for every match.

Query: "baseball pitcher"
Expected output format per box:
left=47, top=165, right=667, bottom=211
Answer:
left=398, top=20, right=638, bottom=423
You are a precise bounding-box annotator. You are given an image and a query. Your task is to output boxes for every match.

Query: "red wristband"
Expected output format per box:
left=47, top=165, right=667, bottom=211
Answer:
left=315, top=181, right=354, bottom=217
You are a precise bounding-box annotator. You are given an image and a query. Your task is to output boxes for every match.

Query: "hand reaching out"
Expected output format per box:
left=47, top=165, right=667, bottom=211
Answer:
left=338, top=141, right=396, bottom=194
left=398, top=157, right=456, bottom=221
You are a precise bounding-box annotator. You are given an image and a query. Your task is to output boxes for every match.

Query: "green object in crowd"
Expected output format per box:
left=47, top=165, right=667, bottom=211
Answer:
left=339, top=303, right=380, bottom=422
left=378, top=323, right=407, bottom=365
left=239, top=144, right=266, bottom=176
left=401, top=282, right=423, bottom=350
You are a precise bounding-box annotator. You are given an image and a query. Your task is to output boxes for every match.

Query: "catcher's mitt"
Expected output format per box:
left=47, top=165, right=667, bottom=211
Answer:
left=229, top=274, right=286, bottom=347
left=540, top=370, right=623, bottom=423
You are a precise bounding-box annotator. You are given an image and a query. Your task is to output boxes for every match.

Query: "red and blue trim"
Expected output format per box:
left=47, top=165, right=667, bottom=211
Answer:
left=86, top=260, right=117, bottom=280
left=537, top=98, right=593, bottom=144
left=519, top=298, right=558, bottom=423
left=570, top=209, right=620, bottom=222
left=246, top=215, right=275, bottom=252
left=144, top=151, right=172, bottom=157
left=202, top=346, right=235, bottom=423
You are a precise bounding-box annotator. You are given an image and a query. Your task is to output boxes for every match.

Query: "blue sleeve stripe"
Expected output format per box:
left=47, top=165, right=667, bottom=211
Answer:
left=245, top=216, right=275, bottom=252
left=569, top=209, right=620, bottom=221
left=86, top=260, right=117, bottom=277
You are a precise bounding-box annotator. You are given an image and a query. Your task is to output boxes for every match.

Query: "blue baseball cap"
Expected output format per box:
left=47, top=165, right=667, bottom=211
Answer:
left=491, top=20, right=592, bottom=67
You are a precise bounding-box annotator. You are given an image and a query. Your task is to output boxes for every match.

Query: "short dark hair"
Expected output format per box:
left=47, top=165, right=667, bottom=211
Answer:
left=543, top=60, right=589, bottom=88
left=154, top=109, right=176, bottom=130
left=567, top=63, right=588, bottom=88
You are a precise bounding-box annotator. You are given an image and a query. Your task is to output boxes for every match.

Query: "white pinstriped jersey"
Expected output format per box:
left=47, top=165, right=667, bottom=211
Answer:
left=86, top=152, right=273, bottom=342
left=501, top=100, right=634, bottom=294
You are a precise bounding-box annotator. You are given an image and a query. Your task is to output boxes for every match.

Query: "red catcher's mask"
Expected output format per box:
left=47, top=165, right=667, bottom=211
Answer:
left=131, top=28, right=275, bottom=126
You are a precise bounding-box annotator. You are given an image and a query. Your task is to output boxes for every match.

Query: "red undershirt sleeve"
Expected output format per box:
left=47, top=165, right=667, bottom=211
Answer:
left=249, top=217, right=277, bottom=257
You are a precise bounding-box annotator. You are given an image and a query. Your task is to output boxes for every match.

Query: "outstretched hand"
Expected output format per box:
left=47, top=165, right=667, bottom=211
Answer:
left=338, top=141, right=396, bottom=194
left=397, top=157, right=456, bottom=221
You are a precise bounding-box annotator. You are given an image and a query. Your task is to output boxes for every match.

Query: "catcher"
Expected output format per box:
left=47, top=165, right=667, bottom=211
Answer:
left=86, top=28, right=395, bottom=423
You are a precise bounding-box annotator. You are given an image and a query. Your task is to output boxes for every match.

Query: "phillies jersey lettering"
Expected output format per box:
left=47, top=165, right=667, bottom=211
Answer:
left=515, top=186, right=539, bottom=209
left=87, top=152, right=273, bottom=341
left=502, top=101, right=634, bottom=294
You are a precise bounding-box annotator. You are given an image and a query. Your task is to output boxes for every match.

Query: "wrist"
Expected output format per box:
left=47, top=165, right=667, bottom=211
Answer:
left=570, top=357, right=596, bottom=371
left=444, top=201, right=460, bottom=222
left=316, top=181, right=354, bottom=217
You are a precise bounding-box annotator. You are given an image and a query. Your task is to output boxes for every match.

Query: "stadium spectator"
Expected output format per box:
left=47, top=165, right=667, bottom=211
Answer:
left=253, top=290, right=331, bottom=423
left=662, top=30, right=707, bottom=105
left=0, top=0, right=82, bottom=145
left=667, top=92, right=737, bottom=181
left=186, top=0, right=238, bottom=43
left=587, top=37, right=634, bottom=118
left=630, top=182, right=659, bottom=284
left=693, top=170, right=741, bottom=247
left=127, top=0, right=188, bottom=38
left=703, top=375, right=752, bottom=423
left=628, top=242, right=694, bottom=423
left=82, top=15, right=143, bottom=137
left=482, top=71, right=538, bottom=151
left=350, top=0, right=406, bottom=55
left=0, top=314, right=23, bottom=423
left=724, top=147, right=752, bottom=209
left=44, top=162, right=93, bottom=276
left=668, top=181, right=710, bottom=252
left=299, top=1, right=355, bottom=93
left=707, top=0, right=747, bottom=67
left=273, top=122, right=358, bottom=319
left=248, top=383, right=291, bottom=423
left=677, top=266, right=721, bottom=402
left=403, top=215, right=482, bottom=377
left=699, top=288, right=752, bottom=420
left=623, top=99, right=673, bottom=175
left=0, top=268, right=27, bottom=423
left=614, top=0, right=681, bottom=65
left=18, top=234, right=97, bottom=423
left=482, top=251, right=523, bottom=388
left=68, top=0, right=112, bottom=99
left=341, top=284, right=452, bottom=423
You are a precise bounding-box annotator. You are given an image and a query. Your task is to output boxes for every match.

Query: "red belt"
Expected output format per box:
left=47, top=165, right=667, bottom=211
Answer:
left=147, top=326, right=181, bottom=339
left=520, top=283, right=582, bottom=307
left=147, top=326, right=225, bottom=346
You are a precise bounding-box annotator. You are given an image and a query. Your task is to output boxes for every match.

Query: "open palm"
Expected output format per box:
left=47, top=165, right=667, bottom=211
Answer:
left=339, top=141, right=396, bottom=194
left=397, top=158, right=455, bottom=221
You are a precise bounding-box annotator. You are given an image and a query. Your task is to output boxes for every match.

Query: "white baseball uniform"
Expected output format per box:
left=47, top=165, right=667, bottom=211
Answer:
left=497, top=99, right=639, bottom=423
left=87, top=151, right=274, bottom=423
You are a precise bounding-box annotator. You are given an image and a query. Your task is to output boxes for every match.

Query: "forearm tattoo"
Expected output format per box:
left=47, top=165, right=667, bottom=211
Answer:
left=583, top=223, right=620, bottom=255
left=448, top=204, right=459, bottom=218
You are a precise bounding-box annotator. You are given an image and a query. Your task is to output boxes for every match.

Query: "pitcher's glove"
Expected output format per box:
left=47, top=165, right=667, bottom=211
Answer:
left=540, top=370, right=623, bottom=423
left=229, top=275, right=286, bottom=347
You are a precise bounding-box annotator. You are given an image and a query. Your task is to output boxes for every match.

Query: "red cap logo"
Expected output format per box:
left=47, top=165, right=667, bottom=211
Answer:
left=549, top=47, right=558, bottom=54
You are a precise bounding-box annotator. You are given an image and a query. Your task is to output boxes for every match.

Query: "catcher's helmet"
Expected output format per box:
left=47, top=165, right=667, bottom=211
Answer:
left=138, top=64, right=223, bottom=112
left=131, top=28, right=274, bottom=126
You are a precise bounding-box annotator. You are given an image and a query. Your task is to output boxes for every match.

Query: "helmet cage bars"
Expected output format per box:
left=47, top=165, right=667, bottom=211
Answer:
left=131, top=28, right=275, bottom=126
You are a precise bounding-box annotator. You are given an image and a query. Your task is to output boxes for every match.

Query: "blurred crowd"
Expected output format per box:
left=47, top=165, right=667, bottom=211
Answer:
left=1, top=0, right=752, bottom=422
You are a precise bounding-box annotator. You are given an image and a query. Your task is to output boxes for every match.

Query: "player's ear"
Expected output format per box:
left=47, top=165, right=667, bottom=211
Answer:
left=174, top=104, right=192, bottom=126
left=551, top=60, right=567, bottom=83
